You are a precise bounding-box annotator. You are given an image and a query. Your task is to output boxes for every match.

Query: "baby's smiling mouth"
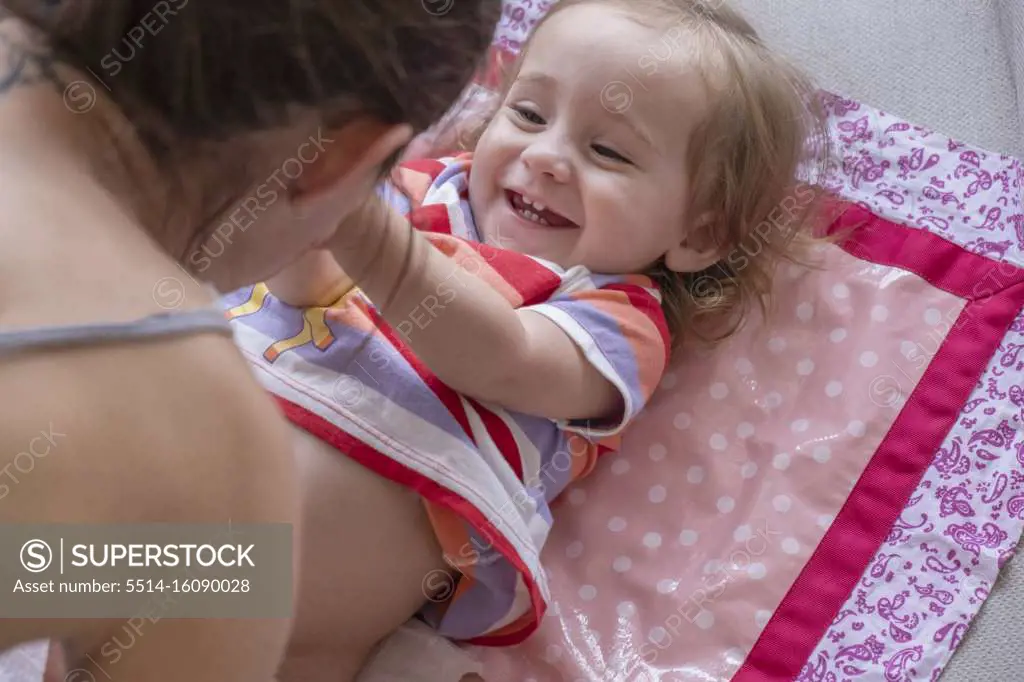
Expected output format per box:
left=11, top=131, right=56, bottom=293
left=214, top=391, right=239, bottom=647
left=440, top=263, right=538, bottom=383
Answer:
left=506, top=190, right=578, bottom=228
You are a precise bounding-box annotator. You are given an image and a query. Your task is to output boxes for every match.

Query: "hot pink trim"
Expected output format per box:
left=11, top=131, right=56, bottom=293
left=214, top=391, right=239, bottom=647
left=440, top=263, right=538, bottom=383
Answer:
left=734, top=203, right=1024, bottom=681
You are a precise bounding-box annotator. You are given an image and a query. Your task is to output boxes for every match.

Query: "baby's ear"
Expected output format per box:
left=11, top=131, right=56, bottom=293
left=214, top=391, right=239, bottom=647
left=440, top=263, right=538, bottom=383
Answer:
left=664, top=211, right=721, bottom=273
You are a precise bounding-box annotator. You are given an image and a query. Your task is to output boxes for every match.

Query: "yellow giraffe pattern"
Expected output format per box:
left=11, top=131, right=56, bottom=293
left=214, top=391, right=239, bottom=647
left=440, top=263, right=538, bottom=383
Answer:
left=225, top=283, right=347, bottom=363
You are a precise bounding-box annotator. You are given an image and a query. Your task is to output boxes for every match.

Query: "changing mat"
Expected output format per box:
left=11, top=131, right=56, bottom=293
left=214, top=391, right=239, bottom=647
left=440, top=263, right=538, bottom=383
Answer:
left=470, top=133, right=1024, bottom=678
left=451, top=5, right=1024, bottom=682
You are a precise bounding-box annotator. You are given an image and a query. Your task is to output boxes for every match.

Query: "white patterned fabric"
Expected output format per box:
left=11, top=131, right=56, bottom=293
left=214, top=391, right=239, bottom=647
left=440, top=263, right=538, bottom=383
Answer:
left=799, top=97, right=1024, bottom=682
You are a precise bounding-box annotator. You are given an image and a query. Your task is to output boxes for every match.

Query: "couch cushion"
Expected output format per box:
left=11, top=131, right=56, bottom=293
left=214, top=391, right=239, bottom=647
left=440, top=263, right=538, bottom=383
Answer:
left=728, top=0, right=1023, bottom=158
left=1000, top=0, right=1024, bottom=140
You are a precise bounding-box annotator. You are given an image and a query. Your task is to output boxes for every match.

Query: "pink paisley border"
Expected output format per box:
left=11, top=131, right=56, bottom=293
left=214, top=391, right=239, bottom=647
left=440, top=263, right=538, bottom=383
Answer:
left=733, top=205, right=1024, bottom=682
left=796, top=102, right=1024, bottom=682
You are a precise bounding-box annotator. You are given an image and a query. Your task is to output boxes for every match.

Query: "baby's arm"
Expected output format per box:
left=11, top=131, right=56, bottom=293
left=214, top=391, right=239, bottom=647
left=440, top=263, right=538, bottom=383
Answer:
left=265, top=248, right=355, bottom=308
left=325, top=195, right=621, bottom=423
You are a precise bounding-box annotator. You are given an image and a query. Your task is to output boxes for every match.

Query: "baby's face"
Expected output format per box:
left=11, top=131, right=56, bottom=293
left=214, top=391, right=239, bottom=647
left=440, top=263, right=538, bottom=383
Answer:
left=469, top=3, right=710, bottom=274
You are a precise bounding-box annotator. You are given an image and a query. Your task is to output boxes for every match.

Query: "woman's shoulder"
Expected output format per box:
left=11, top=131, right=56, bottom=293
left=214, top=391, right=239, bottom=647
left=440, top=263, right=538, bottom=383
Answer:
left=0, top=304, right=299, bottom=656
left=0, top=315, right=298, bottom=520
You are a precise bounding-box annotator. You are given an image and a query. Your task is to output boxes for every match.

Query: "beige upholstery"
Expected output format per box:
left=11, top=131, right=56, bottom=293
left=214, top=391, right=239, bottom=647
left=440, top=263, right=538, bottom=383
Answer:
left=726, top=1, right=1023, bottom=679
left=729, top=0, right=1023, bottom=159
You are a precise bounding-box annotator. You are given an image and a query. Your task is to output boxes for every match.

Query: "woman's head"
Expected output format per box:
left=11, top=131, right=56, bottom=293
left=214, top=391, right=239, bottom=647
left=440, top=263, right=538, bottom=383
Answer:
left=3, top=0, right=501, bottom=290
left=467, top=0, right=831, bottom=347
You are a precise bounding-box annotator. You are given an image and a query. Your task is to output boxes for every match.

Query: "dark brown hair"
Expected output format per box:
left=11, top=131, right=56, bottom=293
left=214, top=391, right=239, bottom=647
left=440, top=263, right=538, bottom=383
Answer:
left=2, top=0, right=501, bottom=241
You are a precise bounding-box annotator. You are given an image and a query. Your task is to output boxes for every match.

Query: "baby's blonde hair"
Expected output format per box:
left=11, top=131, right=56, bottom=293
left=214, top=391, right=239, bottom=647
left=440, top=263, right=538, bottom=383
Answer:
left=460, top=0, right=835, bottom=350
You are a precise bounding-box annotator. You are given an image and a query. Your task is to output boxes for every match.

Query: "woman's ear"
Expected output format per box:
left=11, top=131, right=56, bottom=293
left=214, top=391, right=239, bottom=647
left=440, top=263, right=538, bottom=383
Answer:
left=664, top=211, right=721, bottom=273
left=289, top=119, right=413, bottom=204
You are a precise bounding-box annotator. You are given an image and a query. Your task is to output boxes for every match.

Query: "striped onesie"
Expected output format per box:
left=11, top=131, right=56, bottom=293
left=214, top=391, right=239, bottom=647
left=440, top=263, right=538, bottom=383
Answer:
left=222, top=153, right=670, bottom=645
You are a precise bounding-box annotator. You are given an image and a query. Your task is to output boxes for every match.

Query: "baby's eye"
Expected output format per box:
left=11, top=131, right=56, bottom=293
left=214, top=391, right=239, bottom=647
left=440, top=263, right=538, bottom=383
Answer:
left=512, top=106, right=545, bottom=125
left=592, top=144, right=631, bottom=164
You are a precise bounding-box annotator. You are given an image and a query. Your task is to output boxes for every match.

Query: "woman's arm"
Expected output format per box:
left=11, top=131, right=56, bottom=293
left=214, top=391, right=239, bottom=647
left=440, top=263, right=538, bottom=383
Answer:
left=324, top=197, right=621, bottom=421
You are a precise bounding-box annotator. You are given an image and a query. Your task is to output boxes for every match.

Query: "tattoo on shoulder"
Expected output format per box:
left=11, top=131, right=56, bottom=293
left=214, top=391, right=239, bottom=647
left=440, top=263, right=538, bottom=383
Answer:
left=0, top=13, right=67, bottom=96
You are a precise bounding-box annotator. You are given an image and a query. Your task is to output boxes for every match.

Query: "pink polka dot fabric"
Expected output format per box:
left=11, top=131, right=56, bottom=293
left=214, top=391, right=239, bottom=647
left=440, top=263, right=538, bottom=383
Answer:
left=471, top=245, right=968, bottom=681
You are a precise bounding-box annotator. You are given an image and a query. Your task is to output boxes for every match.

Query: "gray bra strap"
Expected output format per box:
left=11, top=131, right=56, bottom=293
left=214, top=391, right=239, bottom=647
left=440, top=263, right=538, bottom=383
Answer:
left=0, top=307, right=233, bottom=357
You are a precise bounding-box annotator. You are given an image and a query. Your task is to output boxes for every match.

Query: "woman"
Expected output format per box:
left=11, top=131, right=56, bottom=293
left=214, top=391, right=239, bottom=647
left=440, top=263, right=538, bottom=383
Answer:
left=0, top=0, right=499, bottom=680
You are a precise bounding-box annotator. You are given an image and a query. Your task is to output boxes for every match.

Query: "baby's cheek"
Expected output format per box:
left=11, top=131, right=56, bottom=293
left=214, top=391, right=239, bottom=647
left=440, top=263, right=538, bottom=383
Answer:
left=605, top=190, right=680, bottom=268
left=593, top=185, right=641, bottom=231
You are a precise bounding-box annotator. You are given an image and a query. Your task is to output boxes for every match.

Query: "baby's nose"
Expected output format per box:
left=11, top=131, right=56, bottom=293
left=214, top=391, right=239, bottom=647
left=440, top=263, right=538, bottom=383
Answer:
left=521, top=140, right=572, bottom=183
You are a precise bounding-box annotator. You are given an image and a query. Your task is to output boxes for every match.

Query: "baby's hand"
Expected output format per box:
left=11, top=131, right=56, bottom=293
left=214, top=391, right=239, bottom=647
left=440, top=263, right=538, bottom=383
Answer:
left=324, top=191, right=416, bottom=283
left=327, top=190, right=399, bottom=253
left=265, top=249, right=354, bottom=308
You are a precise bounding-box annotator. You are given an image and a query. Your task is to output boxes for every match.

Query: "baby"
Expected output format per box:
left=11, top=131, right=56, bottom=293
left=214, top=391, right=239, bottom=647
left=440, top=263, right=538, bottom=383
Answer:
left=224, top=0, right=829, bottom=679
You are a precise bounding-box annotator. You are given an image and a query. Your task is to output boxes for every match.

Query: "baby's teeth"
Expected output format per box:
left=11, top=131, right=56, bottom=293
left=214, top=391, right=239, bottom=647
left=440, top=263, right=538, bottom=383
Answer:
left=516, top=205, right=548, bottom=225
left=522, top=196, right=546, bottom=212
